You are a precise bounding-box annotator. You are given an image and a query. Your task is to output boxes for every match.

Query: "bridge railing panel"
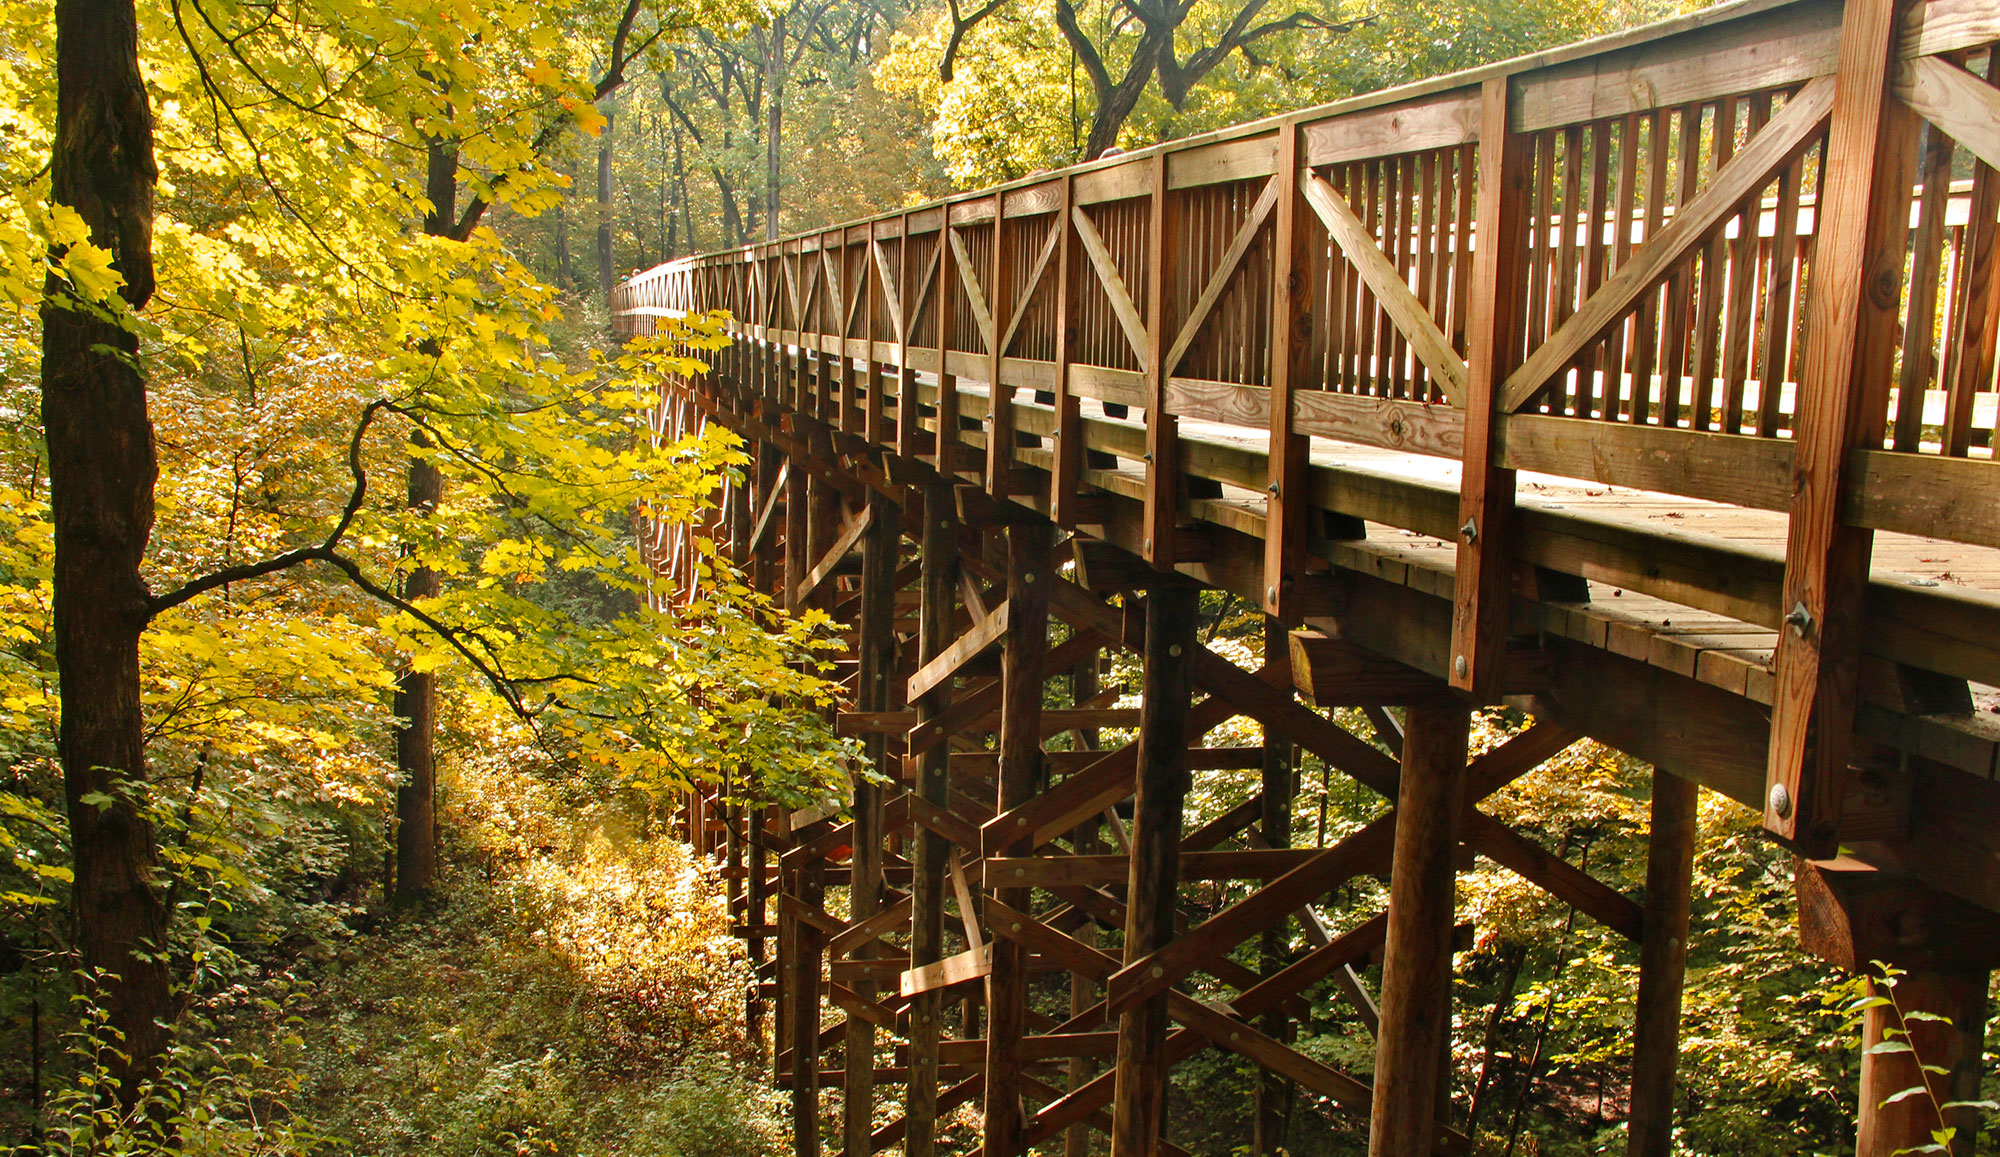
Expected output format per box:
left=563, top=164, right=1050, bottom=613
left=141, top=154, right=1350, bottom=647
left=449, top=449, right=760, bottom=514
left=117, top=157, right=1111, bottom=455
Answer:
left=615, top=0, right=2000, bottom=560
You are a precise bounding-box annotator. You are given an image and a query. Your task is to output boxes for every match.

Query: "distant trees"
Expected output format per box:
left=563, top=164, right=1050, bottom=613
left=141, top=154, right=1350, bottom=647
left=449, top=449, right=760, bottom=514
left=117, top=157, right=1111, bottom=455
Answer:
left=875, top=0, right=1675, bottom=185
left=945, top=0, right=1357, bottom=161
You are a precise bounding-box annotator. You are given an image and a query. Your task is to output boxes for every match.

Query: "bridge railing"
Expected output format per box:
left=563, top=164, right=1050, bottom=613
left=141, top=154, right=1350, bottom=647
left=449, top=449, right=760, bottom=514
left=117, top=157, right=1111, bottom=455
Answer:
left=618, top=0, right=2000, bottom=848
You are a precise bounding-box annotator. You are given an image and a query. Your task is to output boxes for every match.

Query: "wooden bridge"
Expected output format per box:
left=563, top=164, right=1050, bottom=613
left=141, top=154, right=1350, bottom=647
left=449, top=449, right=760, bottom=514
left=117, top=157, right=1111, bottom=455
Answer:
left=614, top=0, right=2000, bottom=1149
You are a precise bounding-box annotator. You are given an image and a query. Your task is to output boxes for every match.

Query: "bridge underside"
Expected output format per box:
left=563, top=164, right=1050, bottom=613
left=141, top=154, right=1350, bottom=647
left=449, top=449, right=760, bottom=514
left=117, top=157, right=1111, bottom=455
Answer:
left=626, top=0, right=2000, bottom=1149
left=660, top=353, right=1998, bottom=1156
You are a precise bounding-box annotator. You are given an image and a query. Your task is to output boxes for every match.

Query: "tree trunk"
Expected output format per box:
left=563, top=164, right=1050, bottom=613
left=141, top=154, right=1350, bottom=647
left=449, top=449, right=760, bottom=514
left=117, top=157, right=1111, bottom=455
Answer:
left=554, top=173, right=572, bottom=290
left=394, top=138, right=454, bottom=907
left=597, top=110, right=616, bottom=302
left=766, top=14, right=785, bottom=241
left=44, top=0, right=177, bottom=1105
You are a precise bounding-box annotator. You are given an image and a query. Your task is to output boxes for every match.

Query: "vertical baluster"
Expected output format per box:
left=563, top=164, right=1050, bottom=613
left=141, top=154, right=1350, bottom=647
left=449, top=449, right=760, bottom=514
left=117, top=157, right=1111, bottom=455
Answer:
left=1358, top=162, right=1382, bottom=394
left=1452, top=143, right=1477, bottom=359
left=1892, top=121, right=1956, bottom=450
left=936, top=221, right=962, bottom=475
left=1944, top=54, right=2000, bottom=457
left=1690, top=99, right=1737, bottom=430
left=1757, top=132, right=1808, bottom=438
left=1417, top=150, right=1440, bottom=402
left=1144, top=153, right=1180, bottom=567
left=987, top=193, right=1017, bottom=495
left=1525, top=132, right=1555, bottom=409
left=1580, top=121, right=1612, bottom=419
left=1656, top=106, right=1702, bottom=427
left=1387, top=156, right=1410, bottom=399
left=1555, top=125, right=1585, bottom=415
left=1331, top=164, right=1355, bottom=391
left=1721, top=95, right=1771, bottom=433
left=1051, top=180, right=1085, bottom=524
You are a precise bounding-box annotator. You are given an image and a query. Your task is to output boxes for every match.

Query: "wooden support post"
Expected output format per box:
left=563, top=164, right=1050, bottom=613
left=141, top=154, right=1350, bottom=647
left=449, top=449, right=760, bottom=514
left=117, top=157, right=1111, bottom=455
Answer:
left=1265, top=120, right=1313, bottom=620
left=844, top=492, right=901, bottom=1157
left=1066, top=648, right=1102, bottom=1157
left=1111, top=584, right=1198, bottom=1156
left=1766, top=0, right=1918, bottom=854
left=1256, top=615, right=1295, bottom=1154
left=986, top=192, right=1017, bottom=497
left=1799, top=861, right=2000, bottom=1154
left=1627, top=769, right=1697, bottom=1157
left=1857, top=970, right=1989, bottom=1157
left=984, top=519, right=1053, bottom=1155
left=792, top=857, right=826, bottom=1157
left=1368, top=702, right=1470, bottom=1157
left=1451, top=78, right=1530, bottom=698
left=906, top=484, right=959, bottom=1157
left=1142, top=154, right=1179, bottom=568
left=1049, top=178, right=1083, bottom=527
left=775, top=808, right=792, bottom=1083
left=784, top=454, right=810, bottom=614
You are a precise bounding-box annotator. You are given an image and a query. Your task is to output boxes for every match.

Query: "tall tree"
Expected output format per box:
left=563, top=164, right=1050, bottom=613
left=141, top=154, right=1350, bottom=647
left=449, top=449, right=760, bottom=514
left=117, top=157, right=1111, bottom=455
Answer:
left=396, top=0, right=666, bottom=903
left=41, top=0, right=176, bottom=1101
left=21, top=0, right=854, bottom=1095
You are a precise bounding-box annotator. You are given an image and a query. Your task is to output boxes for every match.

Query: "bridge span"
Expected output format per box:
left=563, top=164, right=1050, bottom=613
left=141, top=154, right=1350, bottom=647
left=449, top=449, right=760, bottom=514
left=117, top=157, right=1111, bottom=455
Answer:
left=616, top=0, right=2000, bottom=1148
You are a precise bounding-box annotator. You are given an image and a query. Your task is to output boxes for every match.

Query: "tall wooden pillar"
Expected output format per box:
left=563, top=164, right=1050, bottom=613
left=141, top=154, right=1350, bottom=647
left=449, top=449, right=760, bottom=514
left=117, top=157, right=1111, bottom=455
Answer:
left=1255, top=618, right=1295, bottom=1154
left=906, top=483, right=959, bottom=1157
left=1857, top=970, right=1988, bottom=1157
left=1765, top=0, right=1916, bottom=853
left=1067, top=651, right=1102, bottom=1157
left=1627, top=770, right=1699, bottom=1157
left=984, top=520, right=1054, bottom=1155
left=1799, top=860, right=2000, bottom=1155
left=792, top=857, right=826, bottom=1157
left=1111, top=584, right=1198, bottom=1156
left=775, top=450, right=808, bottom=1086
left=783, top=458, right=810, bottom=615
left=844, top=492, right=901, bottom=1156
left=1368, top=702, right=1471, bottom=1157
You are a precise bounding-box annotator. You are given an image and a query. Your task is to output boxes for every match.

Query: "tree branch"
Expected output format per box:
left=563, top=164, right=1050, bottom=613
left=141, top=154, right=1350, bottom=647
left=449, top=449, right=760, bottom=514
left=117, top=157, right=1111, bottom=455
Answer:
left=938, top=0, right=1012, bottom=82
left=144, top=399, right=391, bottom=618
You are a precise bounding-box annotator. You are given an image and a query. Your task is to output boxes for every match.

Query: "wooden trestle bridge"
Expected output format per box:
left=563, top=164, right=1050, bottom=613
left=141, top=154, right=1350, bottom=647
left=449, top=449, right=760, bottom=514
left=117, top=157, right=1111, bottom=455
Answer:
left=613, top=0, right=2000, bottom=1148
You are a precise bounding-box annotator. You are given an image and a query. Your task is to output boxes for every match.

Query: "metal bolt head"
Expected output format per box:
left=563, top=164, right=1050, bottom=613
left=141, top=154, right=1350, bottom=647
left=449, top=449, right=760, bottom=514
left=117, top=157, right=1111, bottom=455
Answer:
left=1010, top=922, right=1023, bottom=933
left=1783, top=600, right=1813, bottom=638
left=1454, top=654, right=1468, bottom=678
left=1768, top=782, right=1794, bottom=820
left=1460, top=517, right=1479, bottom=543
left=1150, top=966, right=1165, bottom=979
left=1266, top=585, right=1277, bottom=604
left=1168, top=644, right=1182, bottom=657
left=1025, top=572, right=1037, bottom=583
